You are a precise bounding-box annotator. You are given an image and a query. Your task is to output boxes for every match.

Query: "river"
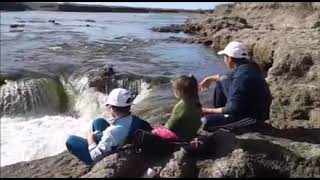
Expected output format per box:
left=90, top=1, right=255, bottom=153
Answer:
left=0, top=11, right=227, bottom=166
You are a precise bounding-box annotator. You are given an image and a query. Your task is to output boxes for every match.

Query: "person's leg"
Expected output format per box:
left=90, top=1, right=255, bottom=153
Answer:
left=219, top=74, right=232, bottom=97
left=212, top=74, right=233, bottom=108
left=201, top=114, right=231, bottom=131
left=201, top=115, right=256, bottom=131
left=66, top=135, right=93, bottom=165
left=212, top=81, right=227, bottom=108
left=92, top=118, right=110, bottom=142
left=92, top=118, right=110, bottom=132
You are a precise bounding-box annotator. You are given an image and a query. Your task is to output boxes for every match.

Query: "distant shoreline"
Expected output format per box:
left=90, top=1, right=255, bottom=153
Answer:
left=0, top=2, right=212, bottom=14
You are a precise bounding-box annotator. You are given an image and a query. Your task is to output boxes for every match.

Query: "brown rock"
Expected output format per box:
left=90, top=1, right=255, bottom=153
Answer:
left=0, top=151, right=90, bottom=178
left=82, top=147, right=148, bottom=178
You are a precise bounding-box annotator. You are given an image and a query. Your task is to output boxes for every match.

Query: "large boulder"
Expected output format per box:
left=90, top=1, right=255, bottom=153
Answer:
left=82, top=147, right=148, bottom=178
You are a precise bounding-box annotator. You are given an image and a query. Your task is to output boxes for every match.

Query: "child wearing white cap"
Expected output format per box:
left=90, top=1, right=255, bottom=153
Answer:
left=66, top=88, right=152, bottom=165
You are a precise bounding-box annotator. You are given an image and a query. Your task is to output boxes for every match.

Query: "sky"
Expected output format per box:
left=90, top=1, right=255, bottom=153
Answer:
left=70, top=2, right=233, bottom=10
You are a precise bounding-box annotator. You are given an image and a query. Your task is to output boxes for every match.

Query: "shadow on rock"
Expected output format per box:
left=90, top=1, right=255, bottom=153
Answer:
left=232, top=123, right=320, bottom=144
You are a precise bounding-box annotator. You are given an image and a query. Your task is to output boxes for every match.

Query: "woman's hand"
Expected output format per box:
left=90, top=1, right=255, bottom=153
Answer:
left=198, top=75, right=220, bottom=91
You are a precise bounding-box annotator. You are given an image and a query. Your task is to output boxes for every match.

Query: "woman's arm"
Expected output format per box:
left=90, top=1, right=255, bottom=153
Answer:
left=198, top=74, right=220, bottom=91
left=201, top=107, right=223, bottom=115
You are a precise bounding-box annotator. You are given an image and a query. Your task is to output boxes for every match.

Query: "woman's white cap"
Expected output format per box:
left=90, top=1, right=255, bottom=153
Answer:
left=217, top=41, right=249, bottom=59
left=105, top=88, right=132, bottom=107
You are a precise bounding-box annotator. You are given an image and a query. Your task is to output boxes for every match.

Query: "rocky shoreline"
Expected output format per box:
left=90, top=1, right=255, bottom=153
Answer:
left=1, top=2, right=320, bottom=178
left=153, top=2, right=320, bottom=129
left=1, top=127, right=319, bottom=178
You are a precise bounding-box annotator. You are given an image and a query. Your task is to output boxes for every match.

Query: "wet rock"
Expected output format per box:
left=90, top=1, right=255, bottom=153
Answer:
left=87, top=65, right=116, bottom=94
left=28, top=20, right=46, bottom=23
left=9, top=29, right=24, bottom=33
left=10, top=24, right=25, bottom=28
left=85, top=19, right=96, bottom=22
left=86, top=66, right=146, bottom=99
left=164, top=36, right=189, bottom=43
left=0, top=76, right=5, bottom=86
left=203, top=40, right=213, bottom=46
left=151, top=24, right=193, bottom=34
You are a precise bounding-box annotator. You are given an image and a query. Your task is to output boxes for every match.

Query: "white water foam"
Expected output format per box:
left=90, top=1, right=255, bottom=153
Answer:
left=1, top=115, right=79, bottom=167
left=0, top=78, right=150, bottom=167
left=132, top=81, right=151, bottom=105
left=0, top=91, right=111, bottom=167
left=48, top=46, right=62, bottom=51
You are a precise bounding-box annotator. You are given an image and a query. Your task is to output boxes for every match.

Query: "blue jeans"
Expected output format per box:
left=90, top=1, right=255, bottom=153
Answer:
left=202, top=76, right=235, bottom=130
left=212, top=75, right=232, bottom=108
left=66, top=118, right=110, bottom=165
left=203, top=73, right=257, bottom=130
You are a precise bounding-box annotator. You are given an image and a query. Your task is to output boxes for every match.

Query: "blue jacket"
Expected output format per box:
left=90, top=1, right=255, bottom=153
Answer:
left=222, top=63, right=272, bottom=121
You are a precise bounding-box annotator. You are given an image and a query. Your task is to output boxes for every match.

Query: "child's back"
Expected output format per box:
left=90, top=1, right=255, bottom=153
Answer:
left=165, top=98, right=202, bottom=141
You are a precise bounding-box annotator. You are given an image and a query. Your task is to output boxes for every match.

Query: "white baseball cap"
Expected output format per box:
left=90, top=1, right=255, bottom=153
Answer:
left=105, top=88, right=133, bottom=107
left=217, top=41, right=249, bottom=59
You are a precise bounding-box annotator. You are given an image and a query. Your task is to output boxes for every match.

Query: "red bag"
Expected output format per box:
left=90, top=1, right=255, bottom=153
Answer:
left=151, top=127, right=179, bottom=142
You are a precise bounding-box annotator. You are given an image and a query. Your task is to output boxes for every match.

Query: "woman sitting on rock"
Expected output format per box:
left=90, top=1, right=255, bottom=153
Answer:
left=199, top=41, right=272, bottom=131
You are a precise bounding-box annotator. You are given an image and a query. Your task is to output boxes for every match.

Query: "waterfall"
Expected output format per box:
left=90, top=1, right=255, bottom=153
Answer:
left=0, top=77, right=69, bottom=117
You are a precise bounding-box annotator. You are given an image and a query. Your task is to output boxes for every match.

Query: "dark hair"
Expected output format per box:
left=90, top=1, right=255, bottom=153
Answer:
left=230, top=57, right=262, bottom=72
left=229, top=57, right=248, bottom=65
left=172, top=75, right=202, bottom=109
left=110, top=105, right=131, bottom=114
